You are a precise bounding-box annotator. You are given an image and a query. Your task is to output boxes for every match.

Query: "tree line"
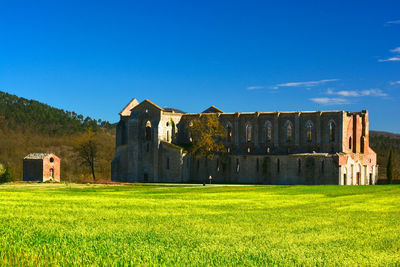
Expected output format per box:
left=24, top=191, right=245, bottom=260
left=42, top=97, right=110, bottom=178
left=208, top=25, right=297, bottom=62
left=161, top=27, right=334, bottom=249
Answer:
left=0, top=91, right=113, bottom=135
left=0, top=91, right=115, bottom=182
left=369, top=133, right=400, bottom=183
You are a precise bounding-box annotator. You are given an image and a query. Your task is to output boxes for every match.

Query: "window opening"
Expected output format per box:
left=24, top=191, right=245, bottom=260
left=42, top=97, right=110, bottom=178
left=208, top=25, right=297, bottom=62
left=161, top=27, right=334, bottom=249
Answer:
left=329, top=122, right=335, bottom=142
left=246, top=124, right=252, bottom=142
left=145, top=121, right=152, bottom=141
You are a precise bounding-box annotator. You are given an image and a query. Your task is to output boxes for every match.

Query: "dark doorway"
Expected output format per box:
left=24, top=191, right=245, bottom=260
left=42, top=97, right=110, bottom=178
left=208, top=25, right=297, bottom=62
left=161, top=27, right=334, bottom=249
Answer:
left=369, top=173, right=372, bottom=185
left=144, top=173, right=148, bottom=182
left=356, top=172, right=360, bottom=185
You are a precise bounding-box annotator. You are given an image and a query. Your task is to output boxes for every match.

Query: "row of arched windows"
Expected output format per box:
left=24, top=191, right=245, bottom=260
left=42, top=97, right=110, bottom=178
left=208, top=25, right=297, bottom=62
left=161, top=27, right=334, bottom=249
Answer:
left=224, top=120, right=336, bottom=144
left=142, top=119, right=337, bottom=146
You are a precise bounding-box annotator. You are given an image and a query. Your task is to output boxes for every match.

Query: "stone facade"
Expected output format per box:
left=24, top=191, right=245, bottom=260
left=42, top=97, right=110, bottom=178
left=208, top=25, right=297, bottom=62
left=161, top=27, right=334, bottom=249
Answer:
left=112, top=99, right=378, bottom=185
left=23, top=153, right=61, bottom=182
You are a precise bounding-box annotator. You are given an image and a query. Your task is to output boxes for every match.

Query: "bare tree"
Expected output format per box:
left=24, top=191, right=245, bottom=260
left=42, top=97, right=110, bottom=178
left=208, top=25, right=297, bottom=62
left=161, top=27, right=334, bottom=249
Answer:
left=74, top=130, right=98, bottom=181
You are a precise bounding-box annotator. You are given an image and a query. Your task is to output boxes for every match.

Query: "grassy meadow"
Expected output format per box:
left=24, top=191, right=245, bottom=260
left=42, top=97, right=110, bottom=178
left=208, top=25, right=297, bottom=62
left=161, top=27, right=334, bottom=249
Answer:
left=0, top=183, right=399, bottom=266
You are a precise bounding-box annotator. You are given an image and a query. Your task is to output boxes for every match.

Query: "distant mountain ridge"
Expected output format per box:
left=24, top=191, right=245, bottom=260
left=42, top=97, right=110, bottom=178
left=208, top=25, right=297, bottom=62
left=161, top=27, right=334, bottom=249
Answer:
left=369, top=131, right=400, bottom=181
left=370, top=130, right=400, bottom=139
left=0, top=90, right=113, bottom=135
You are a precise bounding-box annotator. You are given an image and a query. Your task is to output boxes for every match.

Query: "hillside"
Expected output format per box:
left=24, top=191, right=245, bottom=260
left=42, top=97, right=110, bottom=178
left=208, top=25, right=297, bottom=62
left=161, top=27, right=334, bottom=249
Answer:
left=0, top=90, right=398, bottom=183
left=370, top=130, right=400, bottom=182
left=0, top=91, right=115, bottom=181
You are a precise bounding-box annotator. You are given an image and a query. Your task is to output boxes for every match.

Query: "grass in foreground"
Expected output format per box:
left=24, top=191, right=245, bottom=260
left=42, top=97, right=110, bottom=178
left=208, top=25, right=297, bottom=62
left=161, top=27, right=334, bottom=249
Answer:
left=0, top=183, right=399, bottom=266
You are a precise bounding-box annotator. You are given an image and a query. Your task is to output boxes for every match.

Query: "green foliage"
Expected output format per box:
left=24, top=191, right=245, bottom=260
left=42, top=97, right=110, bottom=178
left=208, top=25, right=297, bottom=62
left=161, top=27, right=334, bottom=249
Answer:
left=0, top=164, right=5, bottom=177
left=0, top=91, right=113, bottom=135
left=0, top=164, right=15, bottom=183
left=0, top=184, right=399, bottom=265
left=189, top=115, right=226, bottom=160
left=370, top=133, right=400, bottom=181
left=0, top=91, right=115, bottom=181
left=387, top=150, right=394, bottom=184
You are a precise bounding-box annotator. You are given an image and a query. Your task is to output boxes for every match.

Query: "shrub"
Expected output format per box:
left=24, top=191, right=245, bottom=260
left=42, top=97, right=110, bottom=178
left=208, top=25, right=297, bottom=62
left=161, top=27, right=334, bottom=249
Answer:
left=0, top=164, right=15, bottom=183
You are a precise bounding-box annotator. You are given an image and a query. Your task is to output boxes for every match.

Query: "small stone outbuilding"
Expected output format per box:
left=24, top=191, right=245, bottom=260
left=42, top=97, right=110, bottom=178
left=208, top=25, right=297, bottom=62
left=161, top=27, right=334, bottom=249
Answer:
left=23, top=153, right=60, bottom=182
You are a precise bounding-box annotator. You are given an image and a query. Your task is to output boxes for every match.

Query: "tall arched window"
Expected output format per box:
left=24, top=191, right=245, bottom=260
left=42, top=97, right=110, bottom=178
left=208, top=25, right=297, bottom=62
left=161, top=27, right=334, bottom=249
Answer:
left=285, top=121, right=293, bottom=143
left=349, top=136, right=352, bottom=150
left=246, top=123, right=252, bottom=142
left=265, top=121, right=272, bottom=142
left=226, top=124, right=232, bottom=143
left=329, top=121, right=335, bottom=142
left=277, top=158, right=280, bottom=173
left=360, top=137, right=364, bottom=153
left=188, top=121, right=193, bottom=143
left=306, top=120, right=313, bottom=143
left=145, top=121, right=152, bottom=141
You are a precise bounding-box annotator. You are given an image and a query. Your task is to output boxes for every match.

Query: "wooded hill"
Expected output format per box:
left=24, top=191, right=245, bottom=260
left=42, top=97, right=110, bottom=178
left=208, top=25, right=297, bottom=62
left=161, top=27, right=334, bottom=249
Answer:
left=370, top=131, right=400, bottom=181
left=0, top=90, right=398, bottom=183
left=0, top=91, right=115, bottom=182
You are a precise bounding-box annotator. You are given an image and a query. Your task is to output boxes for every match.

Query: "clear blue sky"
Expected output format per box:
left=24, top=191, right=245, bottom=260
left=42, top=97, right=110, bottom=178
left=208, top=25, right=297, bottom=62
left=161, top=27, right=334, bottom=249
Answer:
left=1, top=0, right=400, bottom=132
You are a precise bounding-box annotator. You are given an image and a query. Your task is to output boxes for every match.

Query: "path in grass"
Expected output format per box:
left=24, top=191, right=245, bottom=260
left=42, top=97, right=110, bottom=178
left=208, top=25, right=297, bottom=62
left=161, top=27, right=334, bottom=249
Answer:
left=0, top=183, right=399, bottom=266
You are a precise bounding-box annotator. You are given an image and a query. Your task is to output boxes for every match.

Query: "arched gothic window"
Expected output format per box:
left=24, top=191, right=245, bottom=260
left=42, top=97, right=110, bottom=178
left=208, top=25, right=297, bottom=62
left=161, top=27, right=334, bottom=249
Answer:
left=285, top=121, right=293, bottom=143
left=145, top=121, right=152, bottom=141
left=349, top=136, right=352, bottom=150
left=360, top=136, right=364, bottom=153
left=329, top=121, right=336, bottom=142
left=226, top=123, right=232, bottom=143
left=246, top=123, right=252, bottom=142
left=188, top=121, right=193, bottom=143
left=306, top=120, right=313, bottom=143
left=277, top=158, right=280, bottom=173
left=265, top=121, right=272, bottom=142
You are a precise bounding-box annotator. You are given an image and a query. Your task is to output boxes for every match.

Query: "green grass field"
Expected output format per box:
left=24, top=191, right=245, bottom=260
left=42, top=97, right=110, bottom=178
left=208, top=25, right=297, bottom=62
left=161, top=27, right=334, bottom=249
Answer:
left=0, top=183, right=399, bottom=266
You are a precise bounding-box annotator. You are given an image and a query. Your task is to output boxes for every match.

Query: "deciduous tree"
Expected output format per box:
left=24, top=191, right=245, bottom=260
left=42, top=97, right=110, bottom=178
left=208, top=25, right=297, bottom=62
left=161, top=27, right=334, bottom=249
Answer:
left=188, top=114, right=226, bottom=178
left=74, top=130, right=98, bottom=181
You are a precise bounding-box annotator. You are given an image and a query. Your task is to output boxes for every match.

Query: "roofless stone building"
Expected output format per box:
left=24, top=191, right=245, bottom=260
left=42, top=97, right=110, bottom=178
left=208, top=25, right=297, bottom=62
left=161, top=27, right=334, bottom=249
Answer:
left=111, top=99, right=378, bottom=185
left=23, top=153, right=60, bottom=182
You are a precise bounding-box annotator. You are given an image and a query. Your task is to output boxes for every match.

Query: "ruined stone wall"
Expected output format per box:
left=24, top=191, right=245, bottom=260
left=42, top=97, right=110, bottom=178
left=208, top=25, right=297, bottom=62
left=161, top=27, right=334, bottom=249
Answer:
left=186, top=154, right=339, bottom=185
left=158, top=112, right=184, bottom=144
left=112, top=99, right=377, bottom=185
left=157, top=142, right=188, bottom=183
left=177, top=111, right=344, bottom=154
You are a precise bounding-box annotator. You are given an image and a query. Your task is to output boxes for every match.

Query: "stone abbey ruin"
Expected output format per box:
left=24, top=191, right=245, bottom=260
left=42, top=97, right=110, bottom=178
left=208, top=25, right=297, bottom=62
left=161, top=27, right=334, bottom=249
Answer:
left=112, top=99, right=378, bottom=185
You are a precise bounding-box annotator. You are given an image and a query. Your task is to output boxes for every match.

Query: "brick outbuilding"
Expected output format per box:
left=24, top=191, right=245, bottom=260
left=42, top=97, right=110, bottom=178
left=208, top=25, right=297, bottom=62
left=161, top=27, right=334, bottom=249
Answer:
left=23, top=153, right=60, bottom=182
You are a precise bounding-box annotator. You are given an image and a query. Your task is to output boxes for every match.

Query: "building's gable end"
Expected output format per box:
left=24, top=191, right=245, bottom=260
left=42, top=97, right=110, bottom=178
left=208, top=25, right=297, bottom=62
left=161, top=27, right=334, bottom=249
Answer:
left=131, top=100, right=163, bottom=113
left=119, top=98, right=140, bottom=116
left=202, top=106, right=223, bottom=113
